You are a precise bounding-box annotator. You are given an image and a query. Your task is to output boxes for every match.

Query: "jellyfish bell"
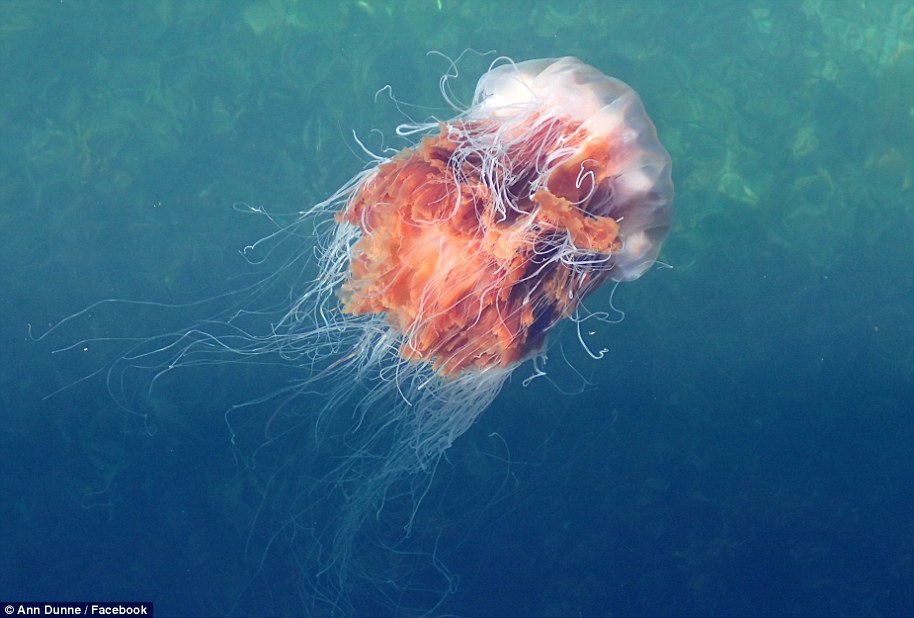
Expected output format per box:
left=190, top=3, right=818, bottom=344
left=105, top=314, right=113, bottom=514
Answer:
left=40, top=56, right=672, bottom=615
left=336, top=56, right=673, bottom=377
left=472, top=57, right=674, bottom=281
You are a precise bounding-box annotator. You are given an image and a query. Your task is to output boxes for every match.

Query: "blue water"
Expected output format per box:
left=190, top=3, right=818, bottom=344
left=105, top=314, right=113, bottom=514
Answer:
left=2, top=1, right=912, bottom=616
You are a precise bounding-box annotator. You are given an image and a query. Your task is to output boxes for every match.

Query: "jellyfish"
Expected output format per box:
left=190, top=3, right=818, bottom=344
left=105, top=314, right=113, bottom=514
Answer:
left=43, top=56, right=673, bottom=615
left=262, top=55, right=673, bottom=611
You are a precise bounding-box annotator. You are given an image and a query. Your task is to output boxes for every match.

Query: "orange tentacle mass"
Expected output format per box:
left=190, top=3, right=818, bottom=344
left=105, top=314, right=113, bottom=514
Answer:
left=338, top=123, right=620, bottom=376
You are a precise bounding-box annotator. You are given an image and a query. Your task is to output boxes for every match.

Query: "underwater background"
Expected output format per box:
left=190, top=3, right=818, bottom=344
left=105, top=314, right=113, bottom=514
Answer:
left=1, top=0, right=912, bottom=616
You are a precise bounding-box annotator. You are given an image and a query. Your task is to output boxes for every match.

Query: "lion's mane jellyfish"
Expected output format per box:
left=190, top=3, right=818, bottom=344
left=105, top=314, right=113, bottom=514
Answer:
left=267, top=56, right=673, bottom=610
left=46, top=57, right=672, bottom=614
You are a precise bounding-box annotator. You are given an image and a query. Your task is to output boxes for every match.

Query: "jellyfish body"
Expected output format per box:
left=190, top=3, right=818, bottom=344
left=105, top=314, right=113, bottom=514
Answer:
left=51, top=57, right=672, bottom=614
left=270, top=57, right=674, bottom=610
left=337, top=57, right=672, bottom=376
